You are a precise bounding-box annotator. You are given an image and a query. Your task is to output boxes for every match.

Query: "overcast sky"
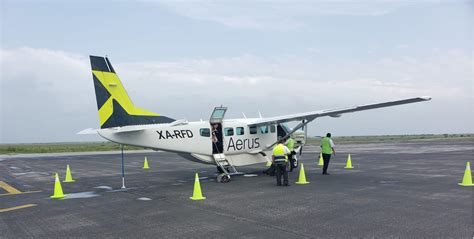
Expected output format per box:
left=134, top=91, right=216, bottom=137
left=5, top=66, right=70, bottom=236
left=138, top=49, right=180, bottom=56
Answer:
left=1, top=0, right=473, bottom=143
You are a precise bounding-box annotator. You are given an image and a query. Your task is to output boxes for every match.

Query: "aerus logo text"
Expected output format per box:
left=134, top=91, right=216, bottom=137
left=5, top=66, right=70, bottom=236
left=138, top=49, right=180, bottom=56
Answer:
left=227, top=137, right=260, bottom=151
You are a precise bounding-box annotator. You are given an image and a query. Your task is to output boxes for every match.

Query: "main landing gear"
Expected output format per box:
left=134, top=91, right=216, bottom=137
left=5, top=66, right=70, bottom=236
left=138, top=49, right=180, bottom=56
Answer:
left=216, top=173, right=231, bottom=183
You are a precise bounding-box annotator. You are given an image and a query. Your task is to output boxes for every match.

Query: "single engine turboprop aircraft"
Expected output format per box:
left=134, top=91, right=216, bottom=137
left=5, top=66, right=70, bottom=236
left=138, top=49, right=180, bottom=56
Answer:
left=80, top=55, right=431, bottom=182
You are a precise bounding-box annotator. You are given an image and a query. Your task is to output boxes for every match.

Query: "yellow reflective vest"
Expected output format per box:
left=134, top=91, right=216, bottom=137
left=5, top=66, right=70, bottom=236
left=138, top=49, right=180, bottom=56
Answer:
left=273, top=144, right=288, bottom=162
left=286, top=138, right=295, bottom=151
left=321, top=137, right=333, bottom=154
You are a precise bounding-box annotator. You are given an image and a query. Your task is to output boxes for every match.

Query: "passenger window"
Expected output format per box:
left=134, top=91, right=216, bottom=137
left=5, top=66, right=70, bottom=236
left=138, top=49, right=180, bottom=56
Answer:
left=236, top=127, right=244, bottom=135
left=260, top=126, right=268, bottom=134
left=270, top=125, right=276, bottom=133
left=224, top=127, right=234, bottom=136
left=200, top=128, right=210, bottom=137
left=249, top=126, right=257, bottom=135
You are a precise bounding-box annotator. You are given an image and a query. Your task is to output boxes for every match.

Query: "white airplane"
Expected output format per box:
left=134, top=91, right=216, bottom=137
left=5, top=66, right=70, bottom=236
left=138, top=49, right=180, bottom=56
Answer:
left=81, top=55, right=431, bottom=182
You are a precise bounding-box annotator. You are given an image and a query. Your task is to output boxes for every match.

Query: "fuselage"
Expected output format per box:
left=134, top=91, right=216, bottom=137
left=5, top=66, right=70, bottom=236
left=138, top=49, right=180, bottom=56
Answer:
left=98, top=118, right=292, bottom=166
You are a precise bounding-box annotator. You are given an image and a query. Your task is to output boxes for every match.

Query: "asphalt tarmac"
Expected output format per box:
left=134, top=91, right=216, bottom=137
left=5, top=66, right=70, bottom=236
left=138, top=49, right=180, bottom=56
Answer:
left=1, top=140, right=473, bottom=238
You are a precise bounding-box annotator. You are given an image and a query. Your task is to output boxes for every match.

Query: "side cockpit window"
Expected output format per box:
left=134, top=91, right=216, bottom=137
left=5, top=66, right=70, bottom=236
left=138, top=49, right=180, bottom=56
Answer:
left=249, top=126, right=257, bottom=134
left=200, top=128, right=210, bottom=137
left=224, top=127, right=234, bottom=136
left=270, top=125, right=276, bottom=133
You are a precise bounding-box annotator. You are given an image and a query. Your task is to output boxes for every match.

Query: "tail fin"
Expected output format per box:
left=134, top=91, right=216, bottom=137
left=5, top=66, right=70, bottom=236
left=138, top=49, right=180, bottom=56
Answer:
left=90, top=55, right=174, bottom=128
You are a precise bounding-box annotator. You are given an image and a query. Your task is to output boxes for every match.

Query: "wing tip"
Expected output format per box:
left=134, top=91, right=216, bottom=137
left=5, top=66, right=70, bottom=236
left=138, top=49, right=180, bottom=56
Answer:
left=419, top=96, right=432, bottom=101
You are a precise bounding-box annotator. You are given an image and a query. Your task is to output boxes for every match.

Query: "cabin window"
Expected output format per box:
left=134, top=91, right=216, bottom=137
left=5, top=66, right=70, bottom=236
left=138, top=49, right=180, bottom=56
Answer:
left=260, top=126, right=268, bottom=134
left=224, top=127, right=234, bottom=136
left=236, top=127, right=244, bottom=135
left=270, top=125, right=276, bottom=133
left=200, top=128, right=210, bottom=137
left=249, top=126, right=257, bottom=135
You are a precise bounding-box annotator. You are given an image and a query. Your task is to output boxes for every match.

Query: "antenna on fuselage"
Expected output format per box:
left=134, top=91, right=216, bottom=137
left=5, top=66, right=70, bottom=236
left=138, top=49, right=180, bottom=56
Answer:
left=242, top=112, right=247, bottom=119
left=258, top=111, right=263, bottom=118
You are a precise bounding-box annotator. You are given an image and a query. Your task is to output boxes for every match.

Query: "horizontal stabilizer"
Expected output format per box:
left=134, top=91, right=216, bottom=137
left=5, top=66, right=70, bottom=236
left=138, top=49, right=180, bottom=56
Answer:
left=77, top=128, right=99, bottom=135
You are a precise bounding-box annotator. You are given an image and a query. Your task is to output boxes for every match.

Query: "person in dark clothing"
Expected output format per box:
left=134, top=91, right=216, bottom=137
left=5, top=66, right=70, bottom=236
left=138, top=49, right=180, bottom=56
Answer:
left=273, top=139, right=291, bottom=186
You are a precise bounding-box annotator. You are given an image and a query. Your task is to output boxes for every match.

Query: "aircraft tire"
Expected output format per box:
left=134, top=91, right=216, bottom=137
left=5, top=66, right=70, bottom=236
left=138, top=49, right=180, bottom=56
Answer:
left=216, top=174, right=231, bottom=183
left=221, top=175, right=231, bottom=183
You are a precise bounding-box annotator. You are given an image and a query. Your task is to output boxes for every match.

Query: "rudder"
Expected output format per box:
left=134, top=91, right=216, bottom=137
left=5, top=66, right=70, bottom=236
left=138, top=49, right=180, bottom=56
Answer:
left=90, top=55, right=174, bottom=128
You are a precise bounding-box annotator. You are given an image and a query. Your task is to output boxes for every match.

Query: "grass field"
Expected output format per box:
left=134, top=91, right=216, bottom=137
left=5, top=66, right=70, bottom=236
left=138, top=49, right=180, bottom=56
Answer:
left=306, top=133, right=474, bottom=145
left=1, top=134, right=472, bottom=155
left=0, top=142, right=143, bottom=155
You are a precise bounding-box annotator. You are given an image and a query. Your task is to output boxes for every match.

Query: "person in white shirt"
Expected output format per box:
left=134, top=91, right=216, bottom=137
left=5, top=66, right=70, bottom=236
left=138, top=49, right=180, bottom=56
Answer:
left=320, top=133, right=336, bottom=175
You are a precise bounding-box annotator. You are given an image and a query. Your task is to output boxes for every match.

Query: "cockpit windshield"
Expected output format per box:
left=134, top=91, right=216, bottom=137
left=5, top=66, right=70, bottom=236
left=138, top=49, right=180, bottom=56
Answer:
left=279, top=123, right=291, bottom=134
left=276, top=123, right=291, bottom=139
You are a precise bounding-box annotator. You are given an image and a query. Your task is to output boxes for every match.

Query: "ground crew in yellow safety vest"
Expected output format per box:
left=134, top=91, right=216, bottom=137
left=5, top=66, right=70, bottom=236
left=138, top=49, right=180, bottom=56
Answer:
left=273, top=139, right=291, bottom=186
left=285, top=137, right=297, bottom=172
left=321, top=133, right=336, bottom=175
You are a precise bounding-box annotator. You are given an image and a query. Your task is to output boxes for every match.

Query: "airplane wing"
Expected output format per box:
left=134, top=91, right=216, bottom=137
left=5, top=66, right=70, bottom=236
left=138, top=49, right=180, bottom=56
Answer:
left=248, top=96, right=432, bottom=127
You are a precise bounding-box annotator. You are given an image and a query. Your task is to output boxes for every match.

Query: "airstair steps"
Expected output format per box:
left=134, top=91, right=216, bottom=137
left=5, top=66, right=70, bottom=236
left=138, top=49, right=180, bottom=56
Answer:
left=213, top=153, right=238, bottom=175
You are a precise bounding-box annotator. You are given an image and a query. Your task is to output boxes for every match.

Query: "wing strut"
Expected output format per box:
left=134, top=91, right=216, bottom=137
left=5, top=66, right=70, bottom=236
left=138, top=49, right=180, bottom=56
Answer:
left=266, top=119, right=311, bottom=149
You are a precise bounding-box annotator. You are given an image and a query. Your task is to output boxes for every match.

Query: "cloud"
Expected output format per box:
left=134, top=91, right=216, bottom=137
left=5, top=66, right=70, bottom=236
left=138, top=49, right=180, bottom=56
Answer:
left=0, top=47, right=99, bottom=143
left=1, top=47, right=472, bottom=143
left=154, top=0, right=417, bottom=30
left=118, top=49, right=472, bottom=102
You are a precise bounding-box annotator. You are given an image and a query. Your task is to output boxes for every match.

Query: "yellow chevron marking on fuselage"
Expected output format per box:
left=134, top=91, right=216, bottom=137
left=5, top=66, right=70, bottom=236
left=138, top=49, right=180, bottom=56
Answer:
left=93, top=70, right=160, bottom=126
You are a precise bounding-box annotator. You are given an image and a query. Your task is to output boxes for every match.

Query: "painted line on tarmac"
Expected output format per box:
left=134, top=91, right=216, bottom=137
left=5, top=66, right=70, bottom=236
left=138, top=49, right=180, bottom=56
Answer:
left=0, top=204, right=37, bottom=213
left=0, top=191, right=42, bottom=197
left=0, top=181, right=22, bottom=194
left=0, top=181, right=41, bottom=197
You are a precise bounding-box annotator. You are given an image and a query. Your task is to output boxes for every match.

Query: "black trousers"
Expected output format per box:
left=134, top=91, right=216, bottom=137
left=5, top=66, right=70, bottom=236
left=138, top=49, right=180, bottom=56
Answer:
left=275, top=162, right=289, bottom=186
left=288, top=151, right=296, bottom=172
left=322, top=153, right=332, bottom=174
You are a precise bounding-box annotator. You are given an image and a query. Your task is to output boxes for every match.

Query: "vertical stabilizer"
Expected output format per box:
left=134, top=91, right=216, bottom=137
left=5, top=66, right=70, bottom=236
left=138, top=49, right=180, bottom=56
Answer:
left=89, top=55, right=174, bottom=128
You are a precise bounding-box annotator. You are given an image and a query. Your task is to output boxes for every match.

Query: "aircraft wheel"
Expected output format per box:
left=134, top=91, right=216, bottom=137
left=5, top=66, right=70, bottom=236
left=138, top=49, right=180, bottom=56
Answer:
left=217, top=174, right=231, bottom=183
left=221, top=175, right=231, bottom=183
